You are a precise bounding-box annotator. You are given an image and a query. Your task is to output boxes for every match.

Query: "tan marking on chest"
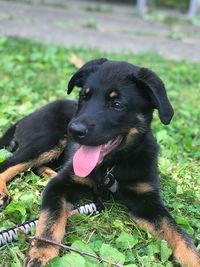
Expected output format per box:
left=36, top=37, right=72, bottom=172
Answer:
left=128, top=182, right=154, bottom=194
left=72, top=175, right=96, bottom=189
left=126, top=128, right=139, bottom=144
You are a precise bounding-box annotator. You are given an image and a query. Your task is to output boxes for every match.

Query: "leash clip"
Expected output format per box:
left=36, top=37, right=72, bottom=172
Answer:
left=104, top=166, right=118, bottom=193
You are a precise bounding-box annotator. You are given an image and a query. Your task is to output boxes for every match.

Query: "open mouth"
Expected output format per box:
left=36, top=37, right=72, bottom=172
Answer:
left=73, top=135, right=123, bottom=177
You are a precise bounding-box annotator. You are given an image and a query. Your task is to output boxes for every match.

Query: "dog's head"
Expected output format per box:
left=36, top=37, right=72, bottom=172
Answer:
left=67, top=58, right=174, bottom=177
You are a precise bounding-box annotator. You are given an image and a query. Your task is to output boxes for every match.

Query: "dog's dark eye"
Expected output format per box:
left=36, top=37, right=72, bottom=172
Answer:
left=111, top=101, right=124, bottom=111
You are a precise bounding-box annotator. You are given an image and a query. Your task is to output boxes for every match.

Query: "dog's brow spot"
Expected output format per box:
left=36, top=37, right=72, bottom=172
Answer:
left=85, top=88, right=90, bottom=94
left=109, top=91, right=118, bottom=98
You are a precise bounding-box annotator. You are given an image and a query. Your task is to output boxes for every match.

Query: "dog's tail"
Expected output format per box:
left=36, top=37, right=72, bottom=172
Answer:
left=0, top=123, right=18, bottom=152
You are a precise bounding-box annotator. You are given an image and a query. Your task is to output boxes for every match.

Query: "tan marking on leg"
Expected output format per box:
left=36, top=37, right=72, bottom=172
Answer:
left=35, top=139, right=67, bottom=166
left=0, top=162, right=32, bottom=183
left=35, top=200, right=70, bottom=241
left=37, top=167, right=57, bottom=179
left=161, top=218, right=200, bottom=267
left=131, top=216, right=158, bottom=237
left=131, top=211, right=200, bottom=266
left=126, top=128, right=139, bottom=144
left=0, top=180, right=11, bottom=208
left=0, top=139, right=66, bottom=182
left=133, top=216, right=200, bottom=266
left=51, top=201, right=69, bottom=242
left=28, top=200, right=70, bottom=265
left=34, top=210, right=49, bottom=237
left=128, top=182, right=154, bottom=194
left=0, top=163, right=31, bottom=208
left=29, top=211, right=60, bottom=260
left=0, top=180, right=10, bottom=195
left=73, top=175, right=96, bottom=188
left=0, top=162, right=31, bottom=208
left=0, top=139, right=66, bottom=210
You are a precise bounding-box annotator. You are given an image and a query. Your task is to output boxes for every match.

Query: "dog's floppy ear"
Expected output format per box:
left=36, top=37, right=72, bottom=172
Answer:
left=67, top=58, right=108, bottom=94
left=134, top=68, right=174, bottom=125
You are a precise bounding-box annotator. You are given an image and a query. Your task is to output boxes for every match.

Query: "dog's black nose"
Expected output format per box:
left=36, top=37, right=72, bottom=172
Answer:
left=68, top=122, right=88, bottom=139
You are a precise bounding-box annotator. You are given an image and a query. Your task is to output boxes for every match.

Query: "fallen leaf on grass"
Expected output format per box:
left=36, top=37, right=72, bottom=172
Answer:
left=70, top=54, right=85, bottom=68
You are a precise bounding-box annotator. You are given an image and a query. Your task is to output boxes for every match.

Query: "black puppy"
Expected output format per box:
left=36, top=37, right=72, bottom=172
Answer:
left=0, top=59, right=199, bottom=267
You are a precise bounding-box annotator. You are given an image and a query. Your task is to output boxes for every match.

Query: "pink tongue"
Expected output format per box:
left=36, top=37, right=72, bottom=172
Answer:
left=73, top=145, right=102, bottom=177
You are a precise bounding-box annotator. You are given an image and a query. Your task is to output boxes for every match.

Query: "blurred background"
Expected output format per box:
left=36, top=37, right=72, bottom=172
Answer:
left=0, top=1, right=200, bottom=266
left=0, top=0, right=199, bottom=61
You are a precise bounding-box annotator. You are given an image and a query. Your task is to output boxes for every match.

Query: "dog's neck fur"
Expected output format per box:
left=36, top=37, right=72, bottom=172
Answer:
left=92, top=130, right=159, bottom=187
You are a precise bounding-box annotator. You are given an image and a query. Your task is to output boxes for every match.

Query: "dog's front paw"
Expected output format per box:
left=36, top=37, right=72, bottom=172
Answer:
left=24, top=245, right=58, bottom=267
left=24, top=254, right=51, bottom=267
left=24, top=257, right=44, bottom=267
left=0, top=191, right=11, bottom=211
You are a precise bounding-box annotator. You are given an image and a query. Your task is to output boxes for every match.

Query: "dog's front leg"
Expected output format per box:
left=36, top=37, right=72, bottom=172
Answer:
left=120, top=182, right=200, bottom=267
left=24, top=171, right=95, bottom=267
left=24, top=175, right=69, bottom=267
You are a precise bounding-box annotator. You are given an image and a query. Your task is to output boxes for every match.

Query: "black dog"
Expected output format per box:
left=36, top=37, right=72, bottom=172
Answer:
left=0, top=59, right=199, bottom=267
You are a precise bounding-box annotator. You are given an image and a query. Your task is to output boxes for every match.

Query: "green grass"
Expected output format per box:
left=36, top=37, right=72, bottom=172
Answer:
left=154, top=0, right=188, bottom=10
left=0, top=37, right=199, bottom=267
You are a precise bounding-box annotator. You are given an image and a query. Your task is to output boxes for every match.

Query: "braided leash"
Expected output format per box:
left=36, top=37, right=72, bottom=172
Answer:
left=0, top=201, right=104, bottom=247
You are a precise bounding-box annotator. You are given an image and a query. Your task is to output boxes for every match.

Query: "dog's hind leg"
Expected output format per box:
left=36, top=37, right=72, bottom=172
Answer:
left=0, top=139, right=67, bottom=210
left=0, top=153, right=39, bottom=210
left=0, top=152, right=33, bottom=210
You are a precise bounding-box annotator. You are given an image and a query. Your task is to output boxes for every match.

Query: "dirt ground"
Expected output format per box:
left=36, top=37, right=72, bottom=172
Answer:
left=0, top=0, right=199, bottom=61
